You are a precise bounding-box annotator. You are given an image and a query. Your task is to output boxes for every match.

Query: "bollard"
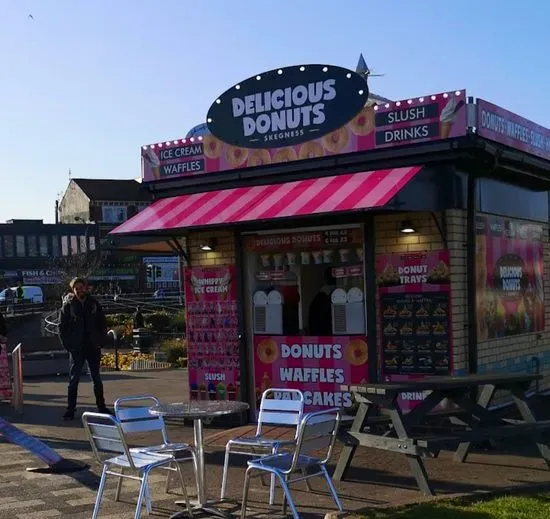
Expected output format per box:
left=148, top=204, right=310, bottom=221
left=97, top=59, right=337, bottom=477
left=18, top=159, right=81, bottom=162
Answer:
left=107, top=330, right=120, bottom=371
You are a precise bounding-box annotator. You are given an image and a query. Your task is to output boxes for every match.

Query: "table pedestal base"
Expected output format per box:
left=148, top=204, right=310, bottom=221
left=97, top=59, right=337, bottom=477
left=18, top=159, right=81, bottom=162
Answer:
left=171, top=499, right=232, bottom=518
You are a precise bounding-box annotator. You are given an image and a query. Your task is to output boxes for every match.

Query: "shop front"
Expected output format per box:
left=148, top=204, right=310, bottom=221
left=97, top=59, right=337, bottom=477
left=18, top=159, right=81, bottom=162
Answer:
left=111, top=61, right=550, bottom=415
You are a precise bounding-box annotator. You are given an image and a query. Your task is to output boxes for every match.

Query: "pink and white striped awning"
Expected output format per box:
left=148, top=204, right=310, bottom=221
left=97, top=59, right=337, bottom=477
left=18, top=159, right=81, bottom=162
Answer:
left=111, top=166, right=422, bottom=235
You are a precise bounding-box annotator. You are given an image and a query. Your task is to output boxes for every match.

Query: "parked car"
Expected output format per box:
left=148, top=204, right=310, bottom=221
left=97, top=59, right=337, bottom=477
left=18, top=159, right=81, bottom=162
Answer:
left=0, top=286, right=44, bottom=304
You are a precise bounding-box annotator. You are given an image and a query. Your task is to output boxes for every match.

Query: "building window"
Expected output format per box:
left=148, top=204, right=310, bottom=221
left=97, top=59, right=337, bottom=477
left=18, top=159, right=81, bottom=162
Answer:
left=61, top=236, right=69, bottom=256
left=27, top=235, right=38, bottom=257
left=79, top=235, right=87, bottom=253
left=0, top=237, right=3, bottom=257
left=70, top=236, right=78, bottom=255
left=102, top=206, right=127, bottom=223
left=3, top=236, right=14, bottom=257
left=89, top=236, right=96, bottom=251
left=39, top=235, right=49, bottom=256
left=15, top=235, right=25, bottom=257
left=52, top=235, right=60, bottom=257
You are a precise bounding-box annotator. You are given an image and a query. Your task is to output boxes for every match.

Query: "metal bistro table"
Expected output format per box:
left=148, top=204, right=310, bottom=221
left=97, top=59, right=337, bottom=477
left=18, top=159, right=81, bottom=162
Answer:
left=334, top=373, right=550, bottom=496
left=150, top=400, right=249, bottom=518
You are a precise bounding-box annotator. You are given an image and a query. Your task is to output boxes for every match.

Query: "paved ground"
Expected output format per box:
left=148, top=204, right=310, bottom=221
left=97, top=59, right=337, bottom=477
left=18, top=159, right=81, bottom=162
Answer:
left=1, top=370, right=550, bottom=518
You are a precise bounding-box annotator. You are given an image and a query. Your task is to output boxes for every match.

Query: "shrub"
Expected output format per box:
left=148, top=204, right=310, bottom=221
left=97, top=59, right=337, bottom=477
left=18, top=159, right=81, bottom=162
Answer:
left=106, top=313, right=132, bottom=328
left=160, top=338, right=187, bottom=365
left=169, top=310, right=186, bottom=332
left=146, top=311, right=171, bottom=332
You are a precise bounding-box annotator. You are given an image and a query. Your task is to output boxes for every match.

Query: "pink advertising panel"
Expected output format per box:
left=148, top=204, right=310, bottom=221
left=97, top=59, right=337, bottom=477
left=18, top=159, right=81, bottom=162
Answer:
left=184, top=266, right=241, bottom=401
left=377, top=250, right=453, bottom=411
left=141, top=89, right=467, bottom=182
left=477, top=99, right=550, bottom=161
left=253, top=335, right=369, bottom=412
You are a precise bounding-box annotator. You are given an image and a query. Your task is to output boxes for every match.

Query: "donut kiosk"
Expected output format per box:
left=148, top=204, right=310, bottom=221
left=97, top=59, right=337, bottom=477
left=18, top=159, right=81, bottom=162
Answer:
left=111, top=56, right=550, bottom=418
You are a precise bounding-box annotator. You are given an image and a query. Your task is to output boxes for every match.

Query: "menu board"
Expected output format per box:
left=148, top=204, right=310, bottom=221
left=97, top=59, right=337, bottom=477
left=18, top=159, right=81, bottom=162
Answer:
left=377, top=251, right=453, bottom=377
left=184, top=266, right=241, bottom=401
left=380, top=292, right=451, bottom=375
left=243, top=229, right=363, bottom=252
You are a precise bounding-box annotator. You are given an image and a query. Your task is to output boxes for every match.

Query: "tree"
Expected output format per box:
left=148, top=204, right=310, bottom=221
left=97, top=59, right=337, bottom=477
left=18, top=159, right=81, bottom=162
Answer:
left=51, top=250, right=101, bottom=299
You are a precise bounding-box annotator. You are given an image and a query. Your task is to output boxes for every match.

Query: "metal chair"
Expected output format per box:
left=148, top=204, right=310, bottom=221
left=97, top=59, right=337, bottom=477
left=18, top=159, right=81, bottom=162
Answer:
left=114, top=395, right=199, bottom=497
left=221, top=388, right=304, bottom=505
left=241, top=408, right=343, bottom=519
left=82, top=412, right=193, bottom=519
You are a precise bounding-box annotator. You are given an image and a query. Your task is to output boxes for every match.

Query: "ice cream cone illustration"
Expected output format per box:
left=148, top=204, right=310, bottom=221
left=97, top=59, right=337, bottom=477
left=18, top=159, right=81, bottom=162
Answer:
left=440, top=96, right=465, bottom=139
left=144, top=147, right=161, bottom=180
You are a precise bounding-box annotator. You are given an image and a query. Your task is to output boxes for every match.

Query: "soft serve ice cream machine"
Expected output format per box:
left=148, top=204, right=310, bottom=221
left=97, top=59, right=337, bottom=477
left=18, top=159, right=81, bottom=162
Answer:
left=331, top=287, right=365, bottom=334
left=253, top=290, right=283, bottom=335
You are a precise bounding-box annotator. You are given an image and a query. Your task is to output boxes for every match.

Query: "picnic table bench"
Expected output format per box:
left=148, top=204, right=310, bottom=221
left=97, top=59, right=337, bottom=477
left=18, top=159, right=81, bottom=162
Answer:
left=334, top=373, right=550, bottom=496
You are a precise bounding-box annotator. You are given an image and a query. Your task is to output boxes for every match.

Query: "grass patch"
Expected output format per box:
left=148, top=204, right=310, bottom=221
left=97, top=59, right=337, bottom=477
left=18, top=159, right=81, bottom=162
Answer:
left=360, top=493, right=550, bottom=519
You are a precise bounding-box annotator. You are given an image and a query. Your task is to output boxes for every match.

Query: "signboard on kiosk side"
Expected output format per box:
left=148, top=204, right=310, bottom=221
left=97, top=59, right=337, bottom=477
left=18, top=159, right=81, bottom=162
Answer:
left=476, top=99, right=550, bottom=161
left=141, top=62, right=467, bottom=182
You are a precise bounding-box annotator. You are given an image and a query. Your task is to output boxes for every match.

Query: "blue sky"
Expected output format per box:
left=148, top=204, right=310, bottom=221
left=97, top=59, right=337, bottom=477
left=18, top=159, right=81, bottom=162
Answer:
left=1, top=1, right=549, bottom=222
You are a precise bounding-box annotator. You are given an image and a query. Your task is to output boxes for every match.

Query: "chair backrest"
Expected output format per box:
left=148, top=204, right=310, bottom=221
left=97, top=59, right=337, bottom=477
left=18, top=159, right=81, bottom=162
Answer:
left=82, top=412, right=135, bottom=469
left=114, top=395, right=169, bottom=444
left=256, top=388, right=305, bottom=439
left=289, top=408, right=341, bottom=473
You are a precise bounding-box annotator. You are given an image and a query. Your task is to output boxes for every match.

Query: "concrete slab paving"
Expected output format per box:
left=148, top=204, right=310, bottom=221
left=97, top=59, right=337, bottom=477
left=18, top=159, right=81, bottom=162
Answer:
left=1, top=370, right=550, bottom=518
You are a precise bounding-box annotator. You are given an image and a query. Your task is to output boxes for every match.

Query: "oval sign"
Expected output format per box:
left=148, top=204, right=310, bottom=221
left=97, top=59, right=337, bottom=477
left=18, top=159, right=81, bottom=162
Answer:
left=206, top=64, right=369, bottom=149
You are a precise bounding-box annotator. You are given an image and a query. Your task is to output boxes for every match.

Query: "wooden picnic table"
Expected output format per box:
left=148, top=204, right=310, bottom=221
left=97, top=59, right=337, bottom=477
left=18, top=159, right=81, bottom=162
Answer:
left=334, top=373, right=550, bottom=496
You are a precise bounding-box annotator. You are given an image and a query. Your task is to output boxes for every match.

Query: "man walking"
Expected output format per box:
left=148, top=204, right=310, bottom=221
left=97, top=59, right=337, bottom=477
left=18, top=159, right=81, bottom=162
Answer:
left=59, top=277, right=111, bottom=420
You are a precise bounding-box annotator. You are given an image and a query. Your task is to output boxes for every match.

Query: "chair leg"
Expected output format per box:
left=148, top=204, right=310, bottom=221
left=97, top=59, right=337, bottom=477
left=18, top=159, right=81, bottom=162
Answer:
left=268, top=447, right=277, bottom=506
left=165, top=463, right=174, bottom=494
left=92, top=465, right=108, bottom=519
left=220, top=444, right=231, bottom=500
left=175, top=462, right=193, bottom=517
left=134, top=473, right=149, bottom=519
left=115, top=467, right=124, bottom=502
left=278, top=473, right=299, bottom=519
left=144, top=481, right=153, bottom=514
left=302, top=468, right=312, bottom=491
left=240, top=467, right=253, bottom=519
left=321, top=465, right=343, bottom=511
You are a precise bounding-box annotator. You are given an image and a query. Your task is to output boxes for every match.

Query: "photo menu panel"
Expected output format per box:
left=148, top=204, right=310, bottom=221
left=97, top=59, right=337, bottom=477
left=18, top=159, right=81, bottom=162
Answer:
left=377, top=251, right=453, bottom=376
left=184, top=266, right=241, bottom=400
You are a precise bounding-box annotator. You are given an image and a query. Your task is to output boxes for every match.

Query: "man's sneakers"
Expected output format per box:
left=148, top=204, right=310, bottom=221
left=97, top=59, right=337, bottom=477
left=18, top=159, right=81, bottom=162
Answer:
left=97, top=406, right=114, bottom=416
left=63, top=409, right=75, bottom=421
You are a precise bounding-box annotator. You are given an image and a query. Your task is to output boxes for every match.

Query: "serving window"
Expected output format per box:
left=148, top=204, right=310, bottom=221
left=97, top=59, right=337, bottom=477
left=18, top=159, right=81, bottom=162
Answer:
left=244, top=226, right=366, bottom=337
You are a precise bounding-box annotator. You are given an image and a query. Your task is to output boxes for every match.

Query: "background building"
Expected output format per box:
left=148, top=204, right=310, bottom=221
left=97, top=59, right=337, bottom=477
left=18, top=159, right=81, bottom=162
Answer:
left=0, top=219, right=99, bottom=297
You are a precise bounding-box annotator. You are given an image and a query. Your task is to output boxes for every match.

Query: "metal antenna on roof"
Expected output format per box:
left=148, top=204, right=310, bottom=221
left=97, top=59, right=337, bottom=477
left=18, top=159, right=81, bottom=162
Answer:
left=68, top=168, right=72, bottom=180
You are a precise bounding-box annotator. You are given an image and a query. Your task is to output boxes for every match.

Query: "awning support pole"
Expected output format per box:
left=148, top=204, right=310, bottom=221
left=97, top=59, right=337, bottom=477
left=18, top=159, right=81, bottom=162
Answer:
left=431, top=212, right=448, bottom=249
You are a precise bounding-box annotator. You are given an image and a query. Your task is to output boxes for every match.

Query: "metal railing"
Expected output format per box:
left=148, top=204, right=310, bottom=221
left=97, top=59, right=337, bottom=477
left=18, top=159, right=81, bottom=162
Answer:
left=0, top=302, right=46, bottom=316
left=11, top=343, right=23, bottom=413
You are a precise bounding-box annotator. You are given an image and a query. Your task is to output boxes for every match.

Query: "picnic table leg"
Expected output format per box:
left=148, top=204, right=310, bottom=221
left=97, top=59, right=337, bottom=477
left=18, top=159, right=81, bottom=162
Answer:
left=385, top=407, right=434, bottom=497
left=453, top=384, right=496, bottom=463
left=510, top=386, right=550, bottom=468
left=333, top=402, right=369, bottom=481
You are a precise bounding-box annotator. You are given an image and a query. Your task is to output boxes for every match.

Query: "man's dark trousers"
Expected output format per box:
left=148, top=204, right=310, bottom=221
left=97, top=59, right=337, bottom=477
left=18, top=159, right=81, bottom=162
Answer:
left=67, top=348, right=105, bottom=411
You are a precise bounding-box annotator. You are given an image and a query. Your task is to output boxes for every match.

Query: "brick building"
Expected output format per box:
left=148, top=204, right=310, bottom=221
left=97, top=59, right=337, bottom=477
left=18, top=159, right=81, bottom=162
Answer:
left=58, top=178, right=177, bottom=292
left=0, top=219, right=99, bottom=297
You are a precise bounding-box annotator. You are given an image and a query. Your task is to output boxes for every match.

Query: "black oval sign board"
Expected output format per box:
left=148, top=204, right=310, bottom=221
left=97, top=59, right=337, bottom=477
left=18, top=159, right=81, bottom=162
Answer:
left=206, top=64, right=369, bottom=149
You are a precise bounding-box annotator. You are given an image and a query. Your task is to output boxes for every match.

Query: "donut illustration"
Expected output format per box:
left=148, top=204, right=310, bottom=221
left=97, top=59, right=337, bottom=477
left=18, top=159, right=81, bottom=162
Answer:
left=298, top=141, right=325, bottom=160
left=247, top=149, right=271, bottom=167
left=225, top=145, right=249, bottom=167
left=322, top=126, right=349, bottom=154
left=272, top=147, right=298, bottom=164
left=349, top=106, right=375, bottom=136
left=257, top=339, right=279, bottom=364
left=203, top=134, right=222, bottom=159
left=345, top=339, right=368, bottom=366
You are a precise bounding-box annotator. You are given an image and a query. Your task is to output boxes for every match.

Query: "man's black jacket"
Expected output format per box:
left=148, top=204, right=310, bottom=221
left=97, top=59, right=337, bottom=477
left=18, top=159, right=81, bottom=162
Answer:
left=59, top=294, right=107, bottom=353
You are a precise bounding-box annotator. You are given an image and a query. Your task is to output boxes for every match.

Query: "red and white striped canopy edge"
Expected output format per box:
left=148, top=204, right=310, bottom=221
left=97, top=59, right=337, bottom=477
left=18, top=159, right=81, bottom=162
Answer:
left=111, top=166, right=422, bottom=235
